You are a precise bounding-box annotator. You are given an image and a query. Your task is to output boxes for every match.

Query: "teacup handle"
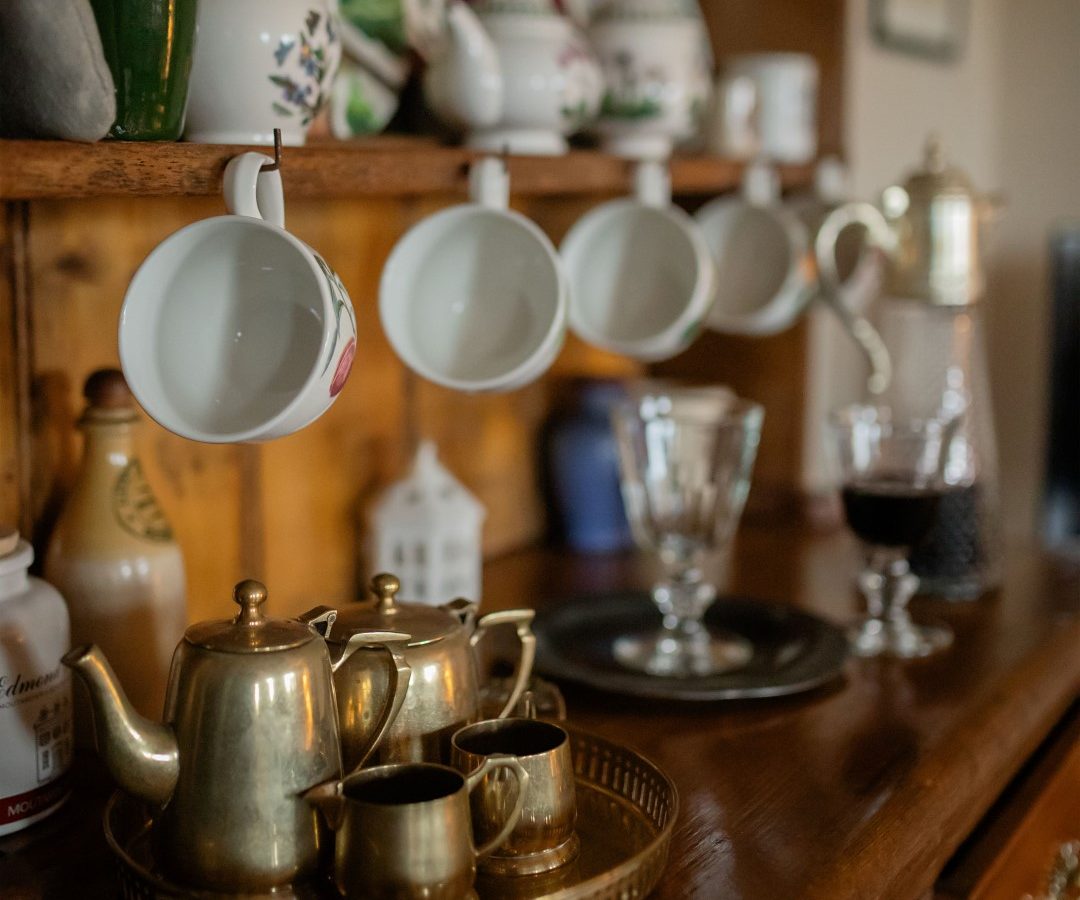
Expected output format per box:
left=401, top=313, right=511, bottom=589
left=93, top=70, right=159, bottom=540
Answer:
left=334, top=632, right=414, bottom=775
left=465, top=754, right=529, bottom=860
left=469, top=157, right=509, bottom=210
left=633, top=160, right=671, bottom=209
left=470, top=610, right=536, bottom=719
left=223, top=151, right=286, bottom=228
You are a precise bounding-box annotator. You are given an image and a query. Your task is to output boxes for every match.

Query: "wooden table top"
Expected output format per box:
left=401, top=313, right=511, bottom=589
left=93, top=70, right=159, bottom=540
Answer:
left=2, top=524, right=1077, bottom=900
left=481, top=525, right=1080, bottom=900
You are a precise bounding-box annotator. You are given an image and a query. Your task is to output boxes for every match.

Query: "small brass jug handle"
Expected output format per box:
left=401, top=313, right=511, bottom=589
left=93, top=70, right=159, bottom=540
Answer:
left=470, top=609, right=536, bottom=719
left=337, top=632, right=414, bottom=776
left=465, top=754, right=529, bottom=860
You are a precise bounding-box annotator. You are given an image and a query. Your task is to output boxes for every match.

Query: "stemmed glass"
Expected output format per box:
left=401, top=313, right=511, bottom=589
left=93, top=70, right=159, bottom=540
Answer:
left=611, top=385, right=764, bottom=677
left=828, top=404, right=960, bottom=658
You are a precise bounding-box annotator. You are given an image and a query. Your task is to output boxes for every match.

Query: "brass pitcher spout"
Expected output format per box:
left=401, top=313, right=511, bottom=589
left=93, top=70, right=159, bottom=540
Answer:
left=61, top=644, right=179, bottom=805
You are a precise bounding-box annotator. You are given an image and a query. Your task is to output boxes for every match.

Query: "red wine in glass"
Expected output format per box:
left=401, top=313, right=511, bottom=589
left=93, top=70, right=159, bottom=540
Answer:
left=841, top=479, right=950, bottom=548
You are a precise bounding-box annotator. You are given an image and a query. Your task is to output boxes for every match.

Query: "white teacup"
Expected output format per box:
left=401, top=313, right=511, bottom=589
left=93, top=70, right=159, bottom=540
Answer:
left=119, top=152, right=357, bottom=443
left=695, top=161, right=815, bottom=337
left=561, top=161, right=716, bottom=361
left=379, top=158, right=567, bottom=393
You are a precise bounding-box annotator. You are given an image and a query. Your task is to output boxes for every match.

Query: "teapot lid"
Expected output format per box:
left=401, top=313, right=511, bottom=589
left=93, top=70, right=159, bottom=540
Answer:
left=332, top=573, right=474, bottom=647
left=185, top=580, right=317, bottom=653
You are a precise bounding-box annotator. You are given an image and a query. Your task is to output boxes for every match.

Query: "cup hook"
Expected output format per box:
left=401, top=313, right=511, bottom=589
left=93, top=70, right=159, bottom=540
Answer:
left=261, top=128, right=283, bottom=173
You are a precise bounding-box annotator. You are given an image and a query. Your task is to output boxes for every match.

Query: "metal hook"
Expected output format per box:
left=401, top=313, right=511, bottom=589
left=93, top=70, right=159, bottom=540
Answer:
left=261, top=128, right=283, bottom=173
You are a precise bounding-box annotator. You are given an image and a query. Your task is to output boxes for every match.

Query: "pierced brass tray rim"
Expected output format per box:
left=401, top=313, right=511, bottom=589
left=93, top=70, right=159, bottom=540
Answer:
left=103, top=724, right=680, bottom=900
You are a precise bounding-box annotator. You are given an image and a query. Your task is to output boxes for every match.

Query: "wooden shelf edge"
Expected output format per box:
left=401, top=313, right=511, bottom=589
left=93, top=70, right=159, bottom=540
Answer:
left=0, top=138, right=815, bottom=201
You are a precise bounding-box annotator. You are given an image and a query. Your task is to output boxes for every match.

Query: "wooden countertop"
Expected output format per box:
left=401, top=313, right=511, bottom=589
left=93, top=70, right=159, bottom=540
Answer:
left=480, top=526, right=1080, bottom=899
left=2, top=524, right=1077, bottom=899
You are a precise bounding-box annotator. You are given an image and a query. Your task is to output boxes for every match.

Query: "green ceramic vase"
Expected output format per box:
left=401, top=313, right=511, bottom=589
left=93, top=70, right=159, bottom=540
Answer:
left=90, top=0, right=199, bottom=140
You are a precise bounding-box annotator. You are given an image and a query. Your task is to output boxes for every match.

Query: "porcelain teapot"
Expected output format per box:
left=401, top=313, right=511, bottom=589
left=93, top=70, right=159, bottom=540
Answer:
left=62, top=580, right=411, bottom=893
left=423, top=0, right=603, bottom=155
left=328, top=573, right=536, bottom=768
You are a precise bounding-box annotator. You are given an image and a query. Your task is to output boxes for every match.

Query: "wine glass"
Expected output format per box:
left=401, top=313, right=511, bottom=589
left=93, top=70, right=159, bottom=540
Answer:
left=611, top=385, right=764, bottom=677
left=828, top=404, right=960, bottom=658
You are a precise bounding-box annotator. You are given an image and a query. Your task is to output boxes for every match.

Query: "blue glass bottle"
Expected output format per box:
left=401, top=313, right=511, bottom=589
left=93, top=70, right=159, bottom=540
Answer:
left=545, top=380, right=633, bottom=553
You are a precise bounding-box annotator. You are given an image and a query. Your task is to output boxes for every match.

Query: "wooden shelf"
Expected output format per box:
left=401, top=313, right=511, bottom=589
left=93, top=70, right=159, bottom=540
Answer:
left=0, top=136, right=815, bottom=201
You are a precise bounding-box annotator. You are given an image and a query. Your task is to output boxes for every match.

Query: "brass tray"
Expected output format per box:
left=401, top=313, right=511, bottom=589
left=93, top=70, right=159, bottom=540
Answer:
left=104, top=726, right=678, bottom=900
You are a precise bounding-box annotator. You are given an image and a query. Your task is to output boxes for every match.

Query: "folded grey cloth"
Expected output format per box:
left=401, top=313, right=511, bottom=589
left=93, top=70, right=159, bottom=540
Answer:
left=0, top=0, right=115, bottom=140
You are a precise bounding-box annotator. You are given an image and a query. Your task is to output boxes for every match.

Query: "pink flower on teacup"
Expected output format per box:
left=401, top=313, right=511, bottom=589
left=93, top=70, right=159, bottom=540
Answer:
left=330, top=337, right=355, bottom=397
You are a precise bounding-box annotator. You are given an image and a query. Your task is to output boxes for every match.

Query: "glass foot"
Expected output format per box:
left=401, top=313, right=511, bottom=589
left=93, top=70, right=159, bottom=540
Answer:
left=847, top=617, right=953, bottom=659
left=613, top=628, right=753, bottom=677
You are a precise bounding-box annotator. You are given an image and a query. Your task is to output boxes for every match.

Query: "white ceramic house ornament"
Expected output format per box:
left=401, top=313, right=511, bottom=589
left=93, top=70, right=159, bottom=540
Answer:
left=371, top=441, right=485, bottom=605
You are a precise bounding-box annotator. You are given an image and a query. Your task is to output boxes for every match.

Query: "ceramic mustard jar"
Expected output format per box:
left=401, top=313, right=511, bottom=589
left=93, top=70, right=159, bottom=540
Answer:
left=45, top=369, right=186, bottom=723
left=422, top=0, right=603, bottom=155
left=328, top=573, right=536, bottom=768
left=0, top=529, right=73, bottom=836
left=61, top=580, right=411, bottom=894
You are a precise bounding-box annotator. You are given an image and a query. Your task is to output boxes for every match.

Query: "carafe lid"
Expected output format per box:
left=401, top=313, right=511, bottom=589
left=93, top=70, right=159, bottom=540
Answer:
left=185, top=580, right=317, bottom=653
left=885, top=136, right=1001, bottom=307
left=332, top=573, right=472, bottom=647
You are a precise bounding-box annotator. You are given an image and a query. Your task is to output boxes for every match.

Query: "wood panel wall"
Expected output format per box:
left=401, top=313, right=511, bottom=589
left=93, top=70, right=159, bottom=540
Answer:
left=0, top=0, right=845, bottom=624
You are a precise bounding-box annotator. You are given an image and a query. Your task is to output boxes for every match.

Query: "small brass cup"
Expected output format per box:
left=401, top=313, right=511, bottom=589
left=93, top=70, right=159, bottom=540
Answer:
left=306, top=760, right=527, bottom=899
left=451, top=718, right=579, bottom=876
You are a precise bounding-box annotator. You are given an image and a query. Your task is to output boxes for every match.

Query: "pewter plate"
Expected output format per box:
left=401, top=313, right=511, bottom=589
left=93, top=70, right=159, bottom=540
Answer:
left=104, top=726, right=677, bottom=900
left=534, top=592, right=849, bottom=701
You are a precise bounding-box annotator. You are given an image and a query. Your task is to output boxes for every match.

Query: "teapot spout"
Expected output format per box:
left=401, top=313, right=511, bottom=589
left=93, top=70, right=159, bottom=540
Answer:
left=423, top=2, right=502, bottom=129
left=62, top=644, right=178, bottom=806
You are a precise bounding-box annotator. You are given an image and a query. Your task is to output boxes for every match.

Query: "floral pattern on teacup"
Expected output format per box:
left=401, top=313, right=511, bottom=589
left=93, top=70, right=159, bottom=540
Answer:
left=314, top=254, right=357, bottom=388
left=269, top=10, right=340, bottom=126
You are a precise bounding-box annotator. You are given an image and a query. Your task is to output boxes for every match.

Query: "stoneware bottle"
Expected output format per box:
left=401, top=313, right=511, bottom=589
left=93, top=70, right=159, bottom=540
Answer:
left=0, top=528, right=73, bottom=837
left=45, top=370, right=187, bottom=721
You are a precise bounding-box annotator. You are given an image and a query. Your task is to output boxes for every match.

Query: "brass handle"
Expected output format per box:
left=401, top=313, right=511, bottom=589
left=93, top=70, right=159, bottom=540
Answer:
left=471, top=609, right=537, bottom=720
left=334, top=632, right=413, bottom=776
left=297, top=605, right=337, bottom=638
left=466, top=754, right=529, bottom=860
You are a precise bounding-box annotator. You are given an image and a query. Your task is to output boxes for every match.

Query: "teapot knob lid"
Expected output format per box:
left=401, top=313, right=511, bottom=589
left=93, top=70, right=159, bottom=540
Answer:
left=370, top=573, right=400, bottom=613
left=234, top=579, right=268, bottom=625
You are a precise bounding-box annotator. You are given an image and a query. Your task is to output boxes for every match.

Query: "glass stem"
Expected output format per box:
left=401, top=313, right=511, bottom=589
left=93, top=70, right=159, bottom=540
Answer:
left=858, top=547, right=918, bottom=629
left=652, top=565, right=717, bottom=646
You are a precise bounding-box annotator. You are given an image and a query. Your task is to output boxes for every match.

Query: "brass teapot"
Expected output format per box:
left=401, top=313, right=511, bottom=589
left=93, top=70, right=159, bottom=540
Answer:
left=62, top=580, right=411, bottom=893
left=328, top=573, right=536, bottom=768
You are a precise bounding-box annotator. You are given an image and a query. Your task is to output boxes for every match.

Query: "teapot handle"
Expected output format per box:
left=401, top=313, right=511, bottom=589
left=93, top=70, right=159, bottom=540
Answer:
left=814, top=201, right=894, bottom=295
left=465, top=754, right=530, bottom=860
left=336, top=632, right=414, bottom=776
left=470, top=610, right=536, bottom=719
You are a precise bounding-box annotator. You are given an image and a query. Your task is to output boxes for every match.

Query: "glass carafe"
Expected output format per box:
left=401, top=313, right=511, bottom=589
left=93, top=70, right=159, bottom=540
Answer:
left=816, top=137, right=1004, bottom=599
left=875, top=299, right=1001, bottom=598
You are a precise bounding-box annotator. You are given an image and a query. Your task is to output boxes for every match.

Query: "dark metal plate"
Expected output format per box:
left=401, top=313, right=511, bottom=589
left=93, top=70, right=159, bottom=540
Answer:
left=534, top=593, right=849, bottom=701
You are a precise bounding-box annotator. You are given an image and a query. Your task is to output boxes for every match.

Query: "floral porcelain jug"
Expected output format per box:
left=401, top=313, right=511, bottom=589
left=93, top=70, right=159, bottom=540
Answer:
left=423, top=0, right=603, bottom=155
left=184, top=0, right=342, bottom=145
left=589, top=0, right=712, bottom=160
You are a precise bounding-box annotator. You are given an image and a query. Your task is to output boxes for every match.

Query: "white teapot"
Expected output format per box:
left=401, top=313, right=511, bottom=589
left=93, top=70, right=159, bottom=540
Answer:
left=423, top=0, right=603, bottom=155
